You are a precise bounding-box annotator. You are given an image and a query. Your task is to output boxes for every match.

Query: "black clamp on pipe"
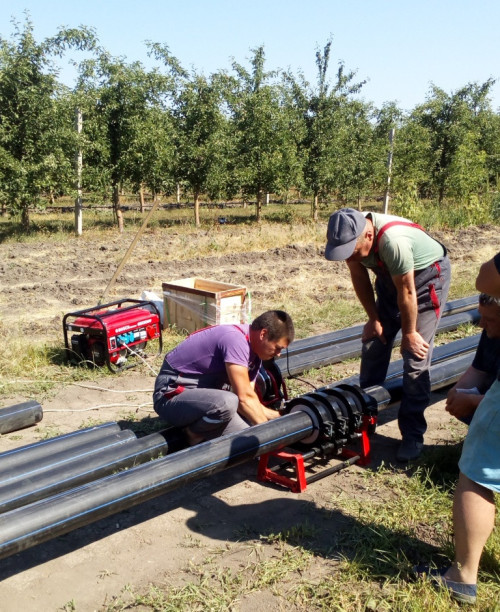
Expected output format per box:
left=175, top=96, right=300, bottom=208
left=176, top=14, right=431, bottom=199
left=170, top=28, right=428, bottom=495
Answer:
left=259, top=383, right=382, bottom=492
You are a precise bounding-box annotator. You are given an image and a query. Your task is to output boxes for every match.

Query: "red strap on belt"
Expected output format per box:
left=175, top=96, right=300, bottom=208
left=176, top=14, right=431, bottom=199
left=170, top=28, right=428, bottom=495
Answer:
left=163, top=385, right=185, bottom=400
left=429, top=284, right=440, bottom=318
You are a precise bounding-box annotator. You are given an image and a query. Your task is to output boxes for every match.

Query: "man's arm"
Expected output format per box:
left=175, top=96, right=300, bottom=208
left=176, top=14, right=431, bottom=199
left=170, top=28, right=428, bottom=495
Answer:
left=445, top=365, right=488, bottom=420
left=392, top=270, right=429, bottom=359
left=476, top=256, right=500, bottom=297
left=226, top=363, right=280, bottom=424
left=346, top=260, right=385, bottom=343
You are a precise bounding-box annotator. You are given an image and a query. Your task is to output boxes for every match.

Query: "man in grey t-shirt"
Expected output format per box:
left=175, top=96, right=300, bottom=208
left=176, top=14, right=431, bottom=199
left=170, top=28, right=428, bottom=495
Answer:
left=324, top=208, right=451, bottom=461
left=153, top=310, right=294, bottom=445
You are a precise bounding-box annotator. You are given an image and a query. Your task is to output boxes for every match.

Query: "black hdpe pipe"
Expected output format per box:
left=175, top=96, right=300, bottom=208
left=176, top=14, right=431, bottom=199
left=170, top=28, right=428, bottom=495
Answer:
left=0, top=421, right=122, bottom=473
left=0, top=429, right=137, bottom=487
left=0, top=431, right=170, bottom=513
left=373, top=352, right=476, bottom=403
left=276, top=311, right=480, bottom=377
left=283, top=295, right=479, bottom=358
left=0, top=401, right=42, bottom=435
left=333, top=334, right=480, bottom=392
left=0, top=411, right=317, bottom=559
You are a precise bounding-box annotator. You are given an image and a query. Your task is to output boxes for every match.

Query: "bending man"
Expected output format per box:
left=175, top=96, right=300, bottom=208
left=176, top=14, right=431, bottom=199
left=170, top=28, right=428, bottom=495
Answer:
left=153, top=310, right=294, bottom=445
left=324, top=208, right=451, bottom=461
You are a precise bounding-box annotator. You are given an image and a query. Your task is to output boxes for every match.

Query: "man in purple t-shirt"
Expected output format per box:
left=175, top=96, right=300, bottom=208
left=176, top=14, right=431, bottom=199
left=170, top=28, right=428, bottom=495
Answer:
left=153, top=310, right=295, bottom=445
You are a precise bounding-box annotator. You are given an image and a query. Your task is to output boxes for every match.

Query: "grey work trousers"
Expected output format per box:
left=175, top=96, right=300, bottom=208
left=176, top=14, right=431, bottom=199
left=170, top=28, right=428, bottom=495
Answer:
left=154, top=365, right=249, bottom=440
left=359, top=256, right=451, bottom=443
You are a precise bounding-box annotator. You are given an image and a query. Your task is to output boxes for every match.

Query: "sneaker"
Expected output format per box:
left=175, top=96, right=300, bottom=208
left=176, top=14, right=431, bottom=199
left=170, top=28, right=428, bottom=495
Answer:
left=396, top=439, right=423, bottom=462
left=413, top=565, right=477, bottom=604
left=431, top=573, right=477, bottom=604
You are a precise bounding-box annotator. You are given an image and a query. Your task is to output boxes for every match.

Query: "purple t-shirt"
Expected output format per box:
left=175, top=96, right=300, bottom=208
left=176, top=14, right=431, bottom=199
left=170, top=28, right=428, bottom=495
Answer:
left=167, top=324, right=261, bottom=382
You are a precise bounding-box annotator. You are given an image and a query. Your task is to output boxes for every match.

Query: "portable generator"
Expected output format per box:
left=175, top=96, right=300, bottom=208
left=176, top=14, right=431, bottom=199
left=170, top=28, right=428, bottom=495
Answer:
left=63, top=299, right=163, bottom=372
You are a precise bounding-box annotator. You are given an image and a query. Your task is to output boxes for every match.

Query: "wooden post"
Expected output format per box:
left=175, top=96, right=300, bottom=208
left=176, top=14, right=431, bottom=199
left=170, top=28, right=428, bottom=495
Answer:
left=383, top=128, right=395, bottom=214
left=139, top=184, right=145, bottom=213
left=74, top=108, right=83, bottom=236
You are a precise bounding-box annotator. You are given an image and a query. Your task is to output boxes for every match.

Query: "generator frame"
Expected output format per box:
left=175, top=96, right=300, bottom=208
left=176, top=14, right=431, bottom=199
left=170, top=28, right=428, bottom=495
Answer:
left=63, top=298, right=163, bottom=373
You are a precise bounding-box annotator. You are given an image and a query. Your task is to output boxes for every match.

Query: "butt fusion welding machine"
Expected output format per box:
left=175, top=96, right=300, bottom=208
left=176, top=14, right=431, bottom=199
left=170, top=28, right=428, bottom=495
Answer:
left=258, top=384, right=381, bottom=492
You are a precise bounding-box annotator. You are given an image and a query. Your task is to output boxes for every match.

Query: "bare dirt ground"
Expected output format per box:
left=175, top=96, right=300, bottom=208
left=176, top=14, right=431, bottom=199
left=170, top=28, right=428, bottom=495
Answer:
left=0, top=223, right=497, bottom=611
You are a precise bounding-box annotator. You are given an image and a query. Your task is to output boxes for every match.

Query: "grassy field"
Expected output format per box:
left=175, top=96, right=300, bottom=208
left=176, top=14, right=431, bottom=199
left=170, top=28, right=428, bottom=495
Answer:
left=1, top=200, right=499, bottom=610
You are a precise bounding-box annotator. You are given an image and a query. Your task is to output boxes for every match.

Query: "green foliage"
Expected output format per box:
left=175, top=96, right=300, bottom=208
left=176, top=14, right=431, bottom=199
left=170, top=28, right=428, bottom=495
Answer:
left=0, top=18, right=499, bottom=233
left=229, top=46, right=305, bottom=221
left=75, top=52, right=178, bottom=206
left=391, top=195, right=497, bottom=229
left=294, top=39, right=375, bottom=218
left=402, top=81, right=497, bottom=205
left=172, top=70, right=235, bottom=225
left=0, top=16, right=96, bottom=229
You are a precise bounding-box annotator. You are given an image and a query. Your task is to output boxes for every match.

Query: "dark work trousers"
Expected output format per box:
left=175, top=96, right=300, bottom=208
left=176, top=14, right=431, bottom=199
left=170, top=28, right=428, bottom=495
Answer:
left=154, top=363, right=249, bottom=439
left=359, top=256, right=451, bottom=443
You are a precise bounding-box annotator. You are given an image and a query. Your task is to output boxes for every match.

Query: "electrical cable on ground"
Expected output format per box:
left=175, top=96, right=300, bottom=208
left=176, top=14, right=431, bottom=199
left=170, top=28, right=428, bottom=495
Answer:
left=44, top=402, right=154, bottom=413
left=72, top=383, right=154, bottom=393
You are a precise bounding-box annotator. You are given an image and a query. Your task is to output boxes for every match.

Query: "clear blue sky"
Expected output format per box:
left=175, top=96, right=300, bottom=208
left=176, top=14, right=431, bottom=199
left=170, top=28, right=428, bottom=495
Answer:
left=2, top=0, right=500, bottom=112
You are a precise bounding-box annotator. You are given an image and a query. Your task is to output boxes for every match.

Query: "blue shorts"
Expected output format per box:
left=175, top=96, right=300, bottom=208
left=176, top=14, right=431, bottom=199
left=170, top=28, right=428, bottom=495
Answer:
left=459, top=379, right=500, bottom=493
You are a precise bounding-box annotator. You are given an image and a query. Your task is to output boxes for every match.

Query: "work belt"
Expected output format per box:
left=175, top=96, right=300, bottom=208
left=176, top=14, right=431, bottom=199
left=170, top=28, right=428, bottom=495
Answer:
left=163, top=385, right=185, bottom=400
left=161, top=361, right=188, bottom=400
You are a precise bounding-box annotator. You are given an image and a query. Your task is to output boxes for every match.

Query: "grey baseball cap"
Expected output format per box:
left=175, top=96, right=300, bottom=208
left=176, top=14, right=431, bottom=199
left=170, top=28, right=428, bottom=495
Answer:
left=325, top=208, right=367, bottom=261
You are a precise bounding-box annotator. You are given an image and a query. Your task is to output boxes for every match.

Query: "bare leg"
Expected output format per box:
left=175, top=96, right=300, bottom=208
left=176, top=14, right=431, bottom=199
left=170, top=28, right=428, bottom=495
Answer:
left=444, top=471, right=496, bottom=585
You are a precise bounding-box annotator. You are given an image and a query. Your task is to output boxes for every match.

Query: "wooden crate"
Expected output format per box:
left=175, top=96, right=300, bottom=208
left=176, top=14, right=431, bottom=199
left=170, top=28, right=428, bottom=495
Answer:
left=162, top=277, right=248, bottom=333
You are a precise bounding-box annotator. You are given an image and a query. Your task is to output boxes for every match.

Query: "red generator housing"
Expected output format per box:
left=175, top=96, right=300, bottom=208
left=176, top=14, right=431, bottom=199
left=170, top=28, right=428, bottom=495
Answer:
left=63, top=299, right=162, bottom=372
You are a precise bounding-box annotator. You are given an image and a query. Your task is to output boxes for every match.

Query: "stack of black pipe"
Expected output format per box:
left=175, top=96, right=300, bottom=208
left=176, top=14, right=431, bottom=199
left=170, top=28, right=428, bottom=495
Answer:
left=275, top=295, right=480, bottom=377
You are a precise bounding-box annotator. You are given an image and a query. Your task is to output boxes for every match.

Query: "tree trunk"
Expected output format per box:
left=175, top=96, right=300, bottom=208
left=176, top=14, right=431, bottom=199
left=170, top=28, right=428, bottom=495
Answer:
left=312, top=193, right=319, bottom=222
left=194, top=190, right=201, bottom=227
left=21, top=201, right=30, bottom=231
left=113, top=184, right=124, bottom=234
left=383, top=128, right=395, bottom=214
left=256, top=188, right=263, bottom=222
left=74, top=107, right=83, bottom=235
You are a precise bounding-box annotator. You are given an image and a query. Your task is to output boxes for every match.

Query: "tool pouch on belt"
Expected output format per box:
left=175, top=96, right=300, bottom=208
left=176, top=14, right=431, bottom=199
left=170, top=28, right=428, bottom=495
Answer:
left=161, top=363, right=196, bottom=400
left=161, top=362, right=231, bottom=400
